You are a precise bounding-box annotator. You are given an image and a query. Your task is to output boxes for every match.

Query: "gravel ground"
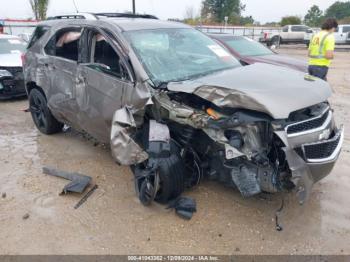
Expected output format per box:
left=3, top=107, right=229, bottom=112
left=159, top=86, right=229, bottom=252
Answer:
left=0, top=48, right=349, bottom=255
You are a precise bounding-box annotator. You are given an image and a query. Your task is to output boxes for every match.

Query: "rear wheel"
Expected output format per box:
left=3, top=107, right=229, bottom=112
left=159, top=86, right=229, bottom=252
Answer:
left=29, top=89, right=63, bottom=134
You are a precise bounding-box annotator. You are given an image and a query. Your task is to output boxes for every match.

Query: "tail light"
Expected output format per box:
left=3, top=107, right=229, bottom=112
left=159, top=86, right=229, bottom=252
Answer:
left=264, top=32, right=268, bottom=39
left=21, top=53, right=26, bottom=66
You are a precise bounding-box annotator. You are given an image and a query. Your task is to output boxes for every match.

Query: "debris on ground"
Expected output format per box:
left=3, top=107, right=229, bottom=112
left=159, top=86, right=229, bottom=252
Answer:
left=74, top=185, right=98, bottom=209
left=22, top=213, right=30, bottom=220
left=42, top=167, right=91, bottom=195
left=1, top=192, right=6, bottom=198
left=167, top=197, right=197, bottom=220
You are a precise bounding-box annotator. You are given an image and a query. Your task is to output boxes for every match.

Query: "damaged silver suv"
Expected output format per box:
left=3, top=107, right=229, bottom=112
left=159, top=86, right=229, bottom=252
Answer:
left=24, top=13, right=344, bottom=206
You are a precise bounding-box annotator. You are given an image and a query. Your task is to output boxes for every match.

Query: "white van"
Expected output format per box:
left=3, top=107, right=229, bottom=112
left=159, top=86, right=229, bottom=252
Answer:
left=305, top=24, right=350, bottom=46
left=334, top=24, right=350, bottom=44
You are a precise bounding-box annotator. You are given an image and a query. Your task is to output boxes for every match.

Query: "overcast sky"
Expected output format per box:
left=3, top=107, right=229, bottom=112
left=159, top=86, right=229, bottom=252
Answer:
left=0, top=0, right=342, bottom=23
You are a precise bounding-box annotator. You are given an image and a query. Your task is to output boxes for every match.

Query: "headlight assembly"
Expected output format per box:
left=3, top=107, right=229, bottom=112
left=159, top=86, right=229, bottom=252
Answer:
left=0, top=70, right=13, bottom=78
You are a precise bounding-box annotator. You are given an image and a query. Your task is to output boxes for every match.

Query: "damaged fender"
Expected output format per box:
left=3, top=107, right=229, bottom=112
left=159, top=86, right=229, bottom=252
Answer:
left=110, top=107, right=148, bottom=165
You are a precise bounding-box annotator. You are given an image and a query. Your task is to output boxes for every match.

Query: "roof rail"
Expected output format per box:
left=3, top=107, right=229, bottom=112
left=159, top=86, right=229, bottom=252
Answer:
left=94, top=13, right=158, bottom=19
left=47, top=13, right=98, bottom=20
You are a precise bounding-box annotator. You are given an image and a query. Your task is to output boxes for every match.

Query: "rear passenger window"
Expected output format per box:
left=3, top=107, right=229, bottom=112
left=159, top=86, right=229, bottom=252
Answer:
left=282, top=26, right=288, bottom=32
left=45, top=27, right=82, bottom=61
left=28, top=26, right=50, bottom=49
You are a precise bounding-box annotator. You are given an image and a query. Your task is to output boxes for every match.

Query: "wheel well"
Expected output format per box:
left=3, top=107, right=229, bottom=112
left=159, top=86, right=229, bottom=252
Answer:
left=26, top=82, right=46, bottom=98
left=272, top=35, right=282, bottom=41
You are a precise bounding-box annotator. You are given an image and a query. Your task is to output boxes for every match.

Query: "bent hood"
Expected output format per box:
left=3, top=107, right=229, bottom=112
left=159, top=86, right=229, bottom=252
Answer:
left=167, top=63, right=332, bottom=119
left=247, top=54, right=308, bottom=73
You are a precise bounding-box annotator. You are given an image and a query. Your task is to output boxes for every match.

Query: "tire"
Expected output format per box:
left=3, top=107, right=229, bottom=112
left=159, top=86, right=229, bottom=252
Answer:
left=132, top=140, right=185, bottom=205
left=270, top=36, right=281, bottom=48
left=29, top=88, right=63, bottom=134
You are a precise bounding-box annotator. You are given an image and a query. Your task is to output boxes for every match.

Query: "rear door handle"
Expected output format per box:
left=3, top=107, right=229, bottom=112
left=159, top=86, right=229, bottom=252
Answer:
left=77, top=75, right=87, bottom=84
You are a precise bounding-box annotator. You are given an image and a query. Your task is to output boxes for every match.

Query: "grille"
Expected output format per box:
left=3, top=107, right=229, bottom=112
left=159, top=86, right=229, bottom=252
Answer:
left=303, top=132, right=341, bottom=160
left=286, top=109, right=329, bottom=135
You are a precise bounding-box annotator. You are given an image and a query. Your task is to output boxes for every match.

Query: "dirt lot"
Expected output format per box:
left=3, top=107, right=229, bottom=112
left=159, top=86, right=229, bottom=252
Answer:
left=0, top=48, right=349, bottom=255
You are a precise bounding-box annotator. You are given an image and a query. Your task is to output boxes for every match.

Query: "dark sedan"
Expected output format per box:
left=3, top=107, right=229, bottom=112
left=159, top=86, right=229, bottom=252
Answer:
left=209, top=34, right=308, bottom=73
left=0, top=34, right=27, bottom=99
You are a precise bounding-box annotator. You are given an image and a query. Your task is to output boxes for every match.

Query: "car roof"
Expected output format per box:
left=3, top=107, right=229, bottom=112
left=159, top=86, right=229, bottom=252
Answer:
left=108, top=18, right=190, bottom=31
left=38, top=17, right=190, bottom=32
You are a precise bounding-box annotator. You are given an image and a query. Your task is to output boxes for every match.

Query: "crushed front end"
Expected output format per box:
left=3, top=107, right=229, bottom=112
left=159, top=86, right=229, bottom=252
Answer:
left=152, top=92, right=343, bottom=204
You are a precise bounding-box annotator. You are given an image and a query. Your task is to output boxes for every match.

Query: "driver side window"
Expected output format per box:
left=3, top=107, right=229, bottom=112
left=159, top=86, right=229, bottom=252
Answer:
left=88, top=31, right=130, bottom=81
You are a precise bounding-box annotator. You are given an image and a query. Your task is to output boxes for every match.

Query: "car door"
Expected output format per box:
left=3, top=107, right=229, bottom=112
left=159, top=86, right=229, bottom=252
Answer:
left=280, top=26, right=289, bottom=41
left=75, top=28, right=134, bottom=143
left=290, top=26, right=306, bottom=42
left=44, top=26, right=83, bottom=126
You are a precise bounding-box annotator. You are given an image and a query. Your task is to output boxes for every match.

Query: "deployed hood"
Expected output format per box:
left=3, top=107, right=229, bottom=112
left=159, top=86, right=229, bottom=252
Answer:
left=167, top=63, right=332, bottom=119
left=248, top=54, right=308, bottom=73
left=0, top=53, right=23, bottom=67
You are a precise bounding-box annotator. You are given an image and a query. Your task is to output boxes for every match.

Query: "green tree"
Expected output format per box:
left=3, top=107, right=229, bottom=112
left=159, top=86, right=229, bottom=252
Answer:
left=29, top=0, right=50, bottom=20
left=339, top=16, right=350, bottom=24
left=325, top=1, right=350, bottom=20
left=201, top=0, right=245, bottom=24
left=280, top=16, right=302, bottom=26
left=304, top=5, right=323, bottom=27
left=239, top=16, right=254, bottom=25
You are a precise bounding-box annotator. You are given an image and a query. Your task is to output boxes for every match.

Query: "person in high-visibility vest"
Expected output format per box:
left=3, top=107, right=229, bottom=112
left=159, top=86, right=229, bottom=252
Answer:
left=308, top=18, right=338, bottom=81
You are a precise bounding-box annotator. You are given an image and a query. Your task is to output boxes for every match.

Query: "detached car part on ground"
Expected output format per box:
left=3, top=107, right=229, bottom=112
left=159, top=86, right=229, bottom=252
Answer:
left=23, top=16, right=344, bottom=207
left=0, top=34, right=27, bottom=99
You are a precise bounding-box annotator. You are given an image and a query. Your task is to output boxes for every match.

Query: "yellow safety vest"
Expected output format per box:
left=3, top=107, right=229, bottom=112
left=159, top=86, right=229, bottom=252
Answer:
left=309, top=31, right=335, bottom=67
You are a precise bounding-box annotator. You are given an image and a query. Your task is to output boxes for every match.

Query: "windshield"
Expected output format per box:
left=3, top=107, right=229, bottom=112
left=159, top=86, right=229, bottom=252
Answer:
left=124, top=28, right=240, bottom=86
left=223, top=37, right=273, bottom=57
left=0, top=38, right=27, bottom=54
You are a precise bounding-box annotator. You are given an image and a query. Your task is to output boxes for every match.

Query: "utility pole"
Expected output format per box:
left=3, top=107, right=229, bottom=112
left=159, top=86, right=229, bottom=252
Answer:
left=132, top=0, right=136, bottom=14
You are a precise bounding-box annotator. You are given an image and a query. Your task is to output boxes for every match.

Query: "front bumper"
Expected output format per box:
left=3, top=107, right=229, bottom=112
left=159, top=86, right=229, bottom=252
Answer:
left=275, top=108, right=344, bottom=204
left=0, top=77, right=26, bottom=99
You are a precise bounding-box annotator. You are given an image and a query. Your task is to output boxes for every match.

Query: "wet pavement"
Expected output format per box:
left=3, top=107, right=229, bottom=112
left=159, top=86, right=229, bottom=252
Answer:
left=0, top=48, right=349, bottom=255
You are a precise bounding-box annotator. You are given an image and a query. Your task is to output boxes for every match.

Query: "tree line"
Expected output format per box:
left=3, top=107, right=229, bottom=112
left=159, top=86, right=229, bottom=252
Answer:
left=185, top=0, right=350, bottom=27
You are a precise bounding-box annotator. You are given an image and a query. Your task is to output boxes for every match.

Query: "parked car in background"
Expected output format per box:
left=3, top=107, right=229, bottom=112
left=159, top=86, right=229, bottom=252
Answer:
left=305, top=24, right=350, bottom=46
left=260, top=25, right=312, bottom=47
left=210, top=34, right=308, bottom=72
left=18, top=33, right=33, bottom=43
left=0, top=34, right=27, bottom=99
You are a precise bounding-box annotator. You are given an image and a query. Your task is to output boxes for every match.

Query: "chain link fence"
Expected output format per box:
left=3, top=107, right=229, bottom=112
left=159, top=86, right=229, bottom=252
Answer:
left=196, top=25, right=282, bottom=41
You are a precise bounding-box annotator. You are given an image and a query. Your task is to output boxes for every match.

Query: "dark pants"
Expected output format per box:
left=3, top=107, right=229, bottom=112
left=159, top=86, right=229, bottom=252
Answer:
left=308, top=65, right=329, bottom=81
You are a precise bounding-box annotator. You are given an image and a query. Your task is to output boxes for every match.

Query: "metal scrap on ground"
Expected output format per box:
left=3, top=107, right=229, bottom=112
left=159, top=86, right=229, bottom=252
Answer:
left=42, top=167, right=92, bottom=195
left=74, top=185, right=99, bottom=209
